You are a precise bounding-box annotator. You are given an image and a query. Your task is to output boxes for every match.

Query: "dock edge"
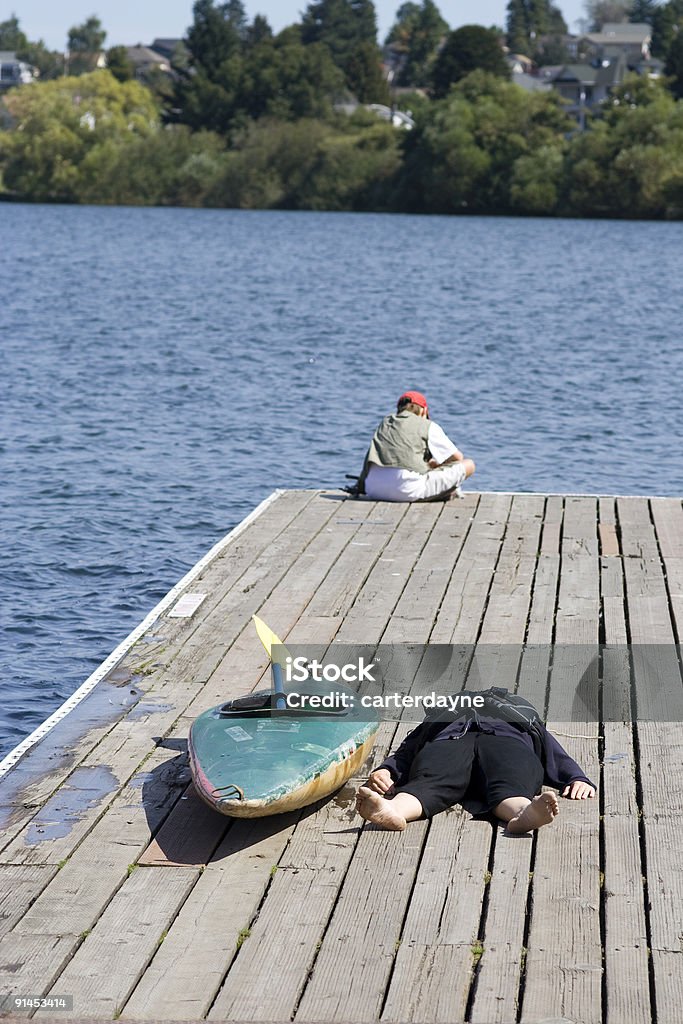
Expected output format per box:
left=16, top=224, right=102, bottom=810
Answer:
left=0, top=489, right=286, bottom=779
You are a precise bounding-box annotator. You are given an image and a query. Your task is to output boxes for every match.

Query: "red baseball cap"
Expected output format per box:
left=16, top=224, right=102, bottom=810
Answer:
left=398, top=390, right=429, bottom=416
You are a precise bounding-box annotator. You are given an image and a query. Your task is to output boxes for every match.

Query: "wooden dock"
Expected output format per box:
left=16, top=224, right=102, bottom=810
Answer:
left=1, top=489, right=681, bottom=1023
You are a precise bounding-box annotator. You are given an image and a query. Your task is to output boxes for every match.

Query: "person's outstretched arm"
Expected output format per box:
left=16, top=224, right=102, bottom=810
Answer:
left=539, top=724, right=597, bottom=798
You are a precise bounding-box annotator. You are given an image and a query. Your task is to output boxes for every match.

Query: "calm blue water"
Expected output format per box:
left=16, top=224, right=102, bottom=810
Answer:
left=1, top=205, right=682, bottom=757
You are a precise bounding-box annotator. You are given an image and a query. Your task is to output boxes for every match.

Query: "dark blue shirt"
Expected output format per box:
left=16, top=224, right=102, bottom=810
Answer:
left=378, top=716, right=595, bottom=791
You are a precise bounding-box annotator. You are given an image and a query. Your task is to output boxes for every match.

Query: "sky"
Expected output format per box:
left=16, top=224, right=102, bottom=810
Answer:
left=5, top=1, right=589, bottom=52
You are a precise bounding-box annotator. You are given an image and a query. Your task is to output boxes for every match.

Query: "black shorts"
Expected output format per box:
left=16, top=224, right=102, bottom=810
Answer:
left=392, top=732, right=544, bottom=818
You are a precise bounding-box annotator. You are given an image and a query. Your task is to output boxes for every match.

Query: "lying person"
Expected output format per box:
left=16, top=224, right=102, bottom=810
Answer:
left=355, top=699, right=596, bottom=834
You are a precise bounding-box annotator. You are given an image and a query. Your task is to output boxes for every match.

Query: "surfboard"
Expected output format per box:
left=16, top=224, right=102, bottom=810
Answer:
left=188, top=618, right=378, bottom=817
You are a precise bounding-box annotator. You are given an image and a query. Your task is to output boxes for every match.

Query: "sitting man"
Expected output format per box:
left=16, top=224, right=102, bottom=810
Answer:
left=355, top=698, right=596, bottom=835
left=358, top=390, right=475, bottom=502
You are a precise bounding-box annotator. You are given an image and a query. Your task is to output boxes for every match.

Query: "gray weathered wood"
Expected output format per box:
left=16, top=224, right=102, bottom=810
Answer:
left=601, top=497, right=652, bottom=1024
left=38, top=866, right=198, bottom=1019
left=522, top=496, right=602, bottom=1024
left=1, top=490, right=680, bottom=1024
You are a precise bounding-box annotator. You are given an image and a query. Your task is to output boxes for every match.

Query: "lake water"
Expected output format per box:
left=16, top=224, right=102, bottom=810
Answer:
left=1, top=204, right=682, bottom=757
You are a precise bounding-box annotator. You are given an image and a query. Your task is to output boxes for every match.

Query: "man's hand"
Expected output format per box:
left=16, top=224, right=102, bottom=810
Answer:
left=562, top=780, right=596, bottom=800
left=366, top=768, right=394, bottom=795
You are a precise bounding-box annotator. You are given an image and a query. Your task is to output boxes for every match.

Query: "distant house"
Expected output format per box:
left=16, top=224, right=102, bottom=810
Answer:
left=334, top=99, right=415, bottom=130
left=512, top=71, right=552, bottom=94
left=150, top=38, right=187, bottom=63
left=548, top=54, right=628, bottom=125
left=0, top=51, right=35, bottom=88
left=581, top=23, right=651, bottom=64
left=66, top=50, right=107, bottom=74
left=506, top=53, right=534, bottom=75
left=124, top=45, right=172, bottom=78
left=367, top=103, right=415, bottom=130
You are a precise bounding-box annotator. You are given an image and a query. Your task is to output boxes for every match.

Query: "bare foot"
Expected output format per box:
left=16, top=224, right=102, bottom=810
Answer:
left=356, top=786, right=407, bottom=831
left=507, top=792, right=560, bottom=835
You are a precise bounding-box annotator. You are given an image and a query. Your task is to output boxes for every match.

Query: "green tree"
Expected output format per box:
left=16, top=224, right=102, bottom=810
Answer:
left=629, top=0, right=659, bottom=21
left=398, top=70, right=570, bottom=212
left=565, top=75, right=683, bottom=217
left=176, top=5, right=346, bottom=134
left=301, top=0, right=389, bottom=101
left=0, top=71, right=159, bottom=201
left=431, top=26, right=509, bottom=98
left=175, top=0, right=247, bottom=132
left=506, top=0, right=567, bottom=57
left=584, top=1, right=631, bottom=31
left=0, top=14, right=28, bottom=50
left=0, top=14, right=66, bottom=80
left=185, top=0, right=243, bottom=76
left=651, top=1, right=683, bottom=58
left=664, top=29, right=683, bottom=97
left=67, top=16, right=107, bottom=75
left=106, top=46, right=135, bottom=82
left=236, top=27, right=344, bottom=121
left=385, top=1, right=449, bottom=87
left=17, top=41, right=64, bottom=80
left=83, top=126, right=226, bottom=205
left=506, top=0, right=529, bottom=53
left=214, top=113, right=400, bottom=210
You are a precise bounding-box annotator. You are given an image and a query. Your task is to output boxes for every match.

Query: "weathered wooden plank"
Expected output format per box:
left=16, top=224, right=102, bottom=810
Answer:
left=38, top=866, right=198, bottom=1019
left=136, top=785, right=229, bottom=867
left=0, top=933, right=76, bottom=1008
left=432, top=493, right=513, bottom=643
left=522, top=496, right=602, bottom=1024
left=650, top=950, right=683, bottom=1024
left=290, top=821, right=428, bottom=1024
left=468, top=833, right=532, bottom=1024
left=380, top=812, right=490, bottom=1024
left=600, top=496, right=652, bottom=1024
left=540, top=495, right=563, bottom=554
left=650, top=497, right=683, bottom=654
left=470, top=494, right=552, bottom=1024
left=122, top=814, right=299, bottom=1020
left=617, top=498, right=683, bottom=1020
left=3, top=746, right=186, bottom=1007
left=642, top=788, right=683, bottom=954
left=0, top=866, right=58, bottom=940
left=521, top=498, right=562, bottom=714
left=649, top=497, right=683, bottom=559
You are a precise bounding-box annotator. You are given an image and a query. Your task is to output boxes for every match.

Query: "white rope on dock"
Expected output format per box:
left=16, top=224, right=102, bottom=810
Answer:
left=0, top=489, right=285, bottom=779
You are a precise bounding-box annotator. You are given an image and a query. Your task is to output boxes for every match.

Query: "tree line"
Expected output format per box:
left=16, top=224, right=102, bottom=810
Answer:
left=1, top=0, right=683, bottom=218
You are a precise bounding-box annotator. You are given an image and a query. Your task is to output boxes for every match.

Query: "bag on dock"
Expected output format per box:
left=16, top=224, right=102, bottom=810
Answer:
left=426, top=686, right=545, bottom=756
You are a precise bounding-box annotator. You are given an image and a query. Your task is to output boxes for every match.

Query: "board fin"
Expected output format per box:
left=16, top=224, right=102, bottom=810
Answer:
left=252, top=614, right=291, bottom=668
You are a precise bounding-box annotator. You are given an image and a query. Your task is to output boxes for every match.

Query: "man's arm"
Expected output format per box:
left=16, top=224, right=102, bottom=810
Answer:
left=539, top=724, right=596, bottom=796
left=428, top=452, right=463, bottom=468
left=427, top=422, right=464, bottom=467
